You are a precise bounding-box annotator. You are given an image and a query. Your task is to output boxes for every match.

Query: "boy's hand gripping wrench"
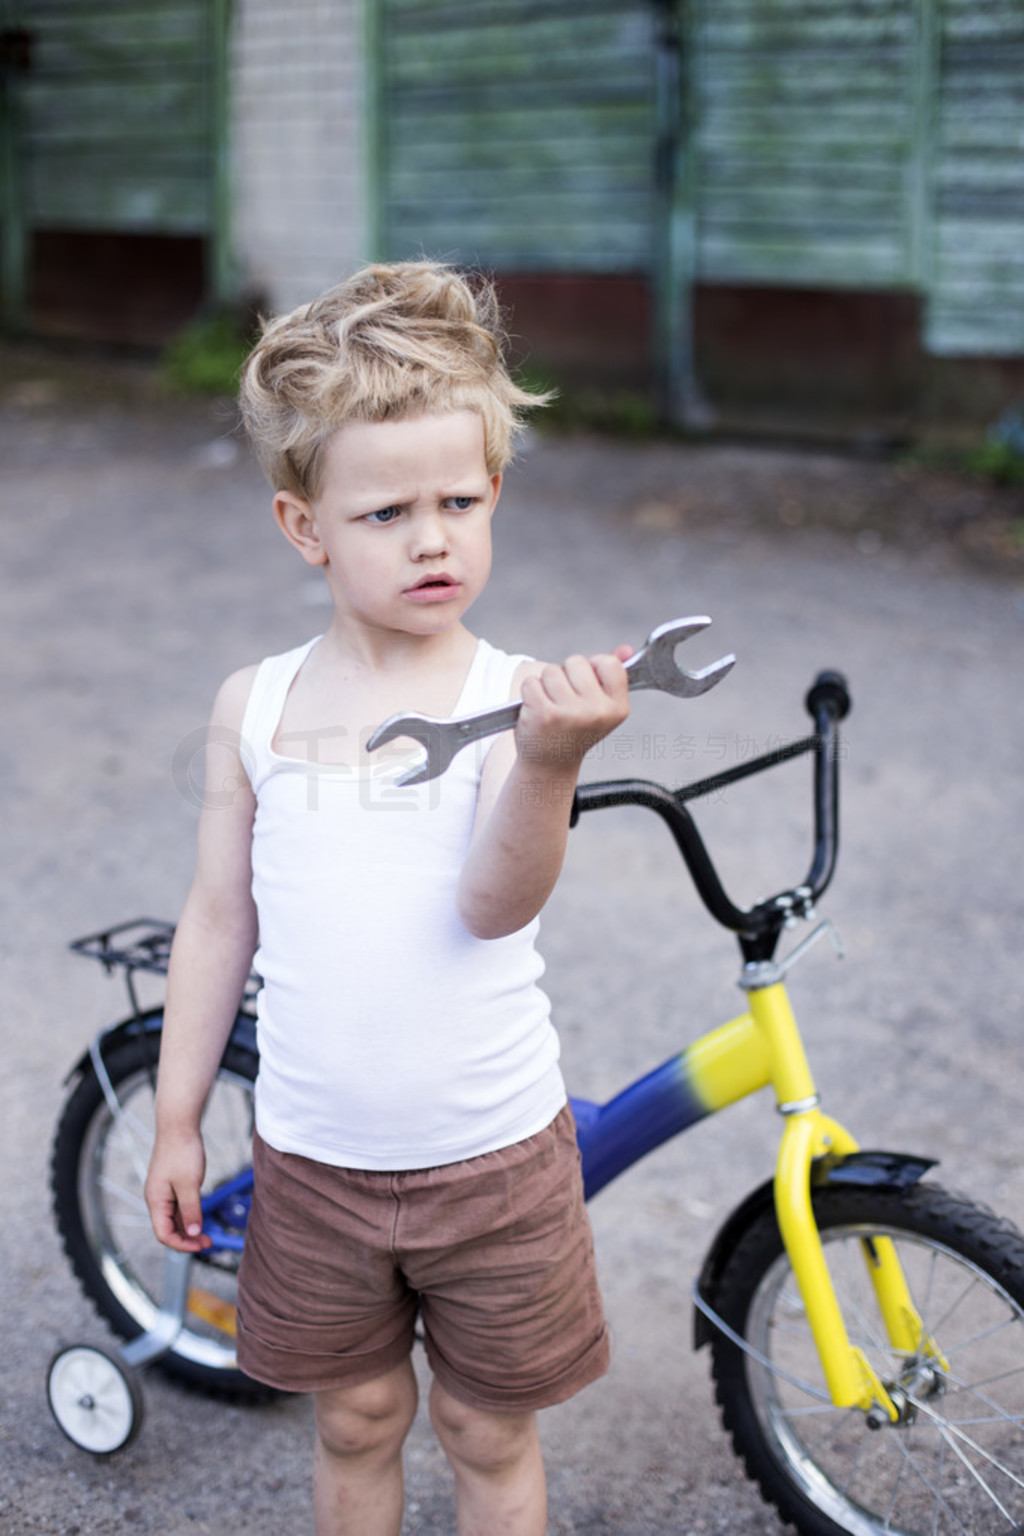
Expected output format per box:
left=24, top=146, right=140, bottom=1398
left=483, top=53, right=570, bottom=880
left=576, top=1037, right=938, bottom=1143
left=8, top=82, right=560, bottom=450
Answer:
left=367, top=616, right=735, bottom=786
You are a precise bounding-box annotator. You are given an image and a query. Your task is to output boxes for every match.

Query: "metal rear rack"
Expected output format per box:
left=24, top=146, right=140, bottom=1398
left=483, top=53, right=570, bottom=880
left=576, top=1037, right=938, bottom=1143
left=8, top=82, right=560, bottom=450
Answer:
left=70, top=918, right=177, bottom=976
left=70, top=918, right=260, bottom=1013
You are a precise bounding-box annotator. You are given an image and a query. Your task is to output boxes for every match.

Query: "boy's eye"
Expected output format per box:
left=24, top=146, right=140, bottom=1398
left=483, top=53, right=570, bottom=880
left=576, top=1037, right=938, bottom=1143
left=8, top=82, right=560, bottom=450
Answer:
left=365, top=506, right=402, bottom=525
left=446, top=496, right=475, bottom=511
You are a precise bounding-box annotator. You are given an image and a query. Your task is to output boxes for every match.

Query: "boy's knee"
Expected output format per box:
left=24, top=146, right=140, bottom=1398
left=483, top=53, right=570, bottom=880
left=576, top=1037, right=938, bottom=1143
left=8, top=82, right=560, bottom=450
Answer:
left=315, top=1364, right=418, bottom=1462
left=429, top=1382, right=537, bottom=1475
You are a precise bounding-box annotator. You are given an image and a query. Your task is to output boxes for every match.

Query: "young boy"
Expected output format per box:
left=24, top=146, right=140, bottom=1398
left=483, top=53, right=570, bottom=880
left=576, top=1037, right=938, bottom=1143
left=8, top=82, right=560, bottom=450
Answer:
left=145, top=261, right=631, bottom=1536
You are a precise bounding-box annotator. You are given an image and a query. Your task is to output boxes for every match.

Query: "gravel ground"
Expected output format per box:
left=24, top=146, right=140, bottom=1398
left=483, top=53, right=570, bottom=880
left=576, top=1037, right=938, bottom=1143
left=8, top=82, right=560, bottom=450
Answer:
left=2, top=348, right=1023, bottom=1534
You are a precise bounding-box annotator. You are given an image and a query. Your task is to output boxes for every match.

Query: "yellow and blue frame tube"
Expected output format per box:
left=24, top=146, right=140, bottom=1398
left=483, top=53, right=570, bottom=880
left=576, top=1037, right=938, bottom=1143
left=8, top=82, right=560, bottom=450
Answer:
left=573, top=1011, right=772, bottom=1199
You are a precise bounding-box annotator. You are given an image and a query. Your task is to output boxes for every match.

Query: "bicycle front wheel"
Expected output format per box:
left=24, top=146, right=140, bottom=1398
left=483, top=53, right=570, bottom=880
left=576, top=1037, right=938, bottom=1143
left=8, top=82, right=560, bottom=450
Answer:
left=51, top=1025, right=270, bottom=1400
left=709, top=1183, right=1024, bottom=1536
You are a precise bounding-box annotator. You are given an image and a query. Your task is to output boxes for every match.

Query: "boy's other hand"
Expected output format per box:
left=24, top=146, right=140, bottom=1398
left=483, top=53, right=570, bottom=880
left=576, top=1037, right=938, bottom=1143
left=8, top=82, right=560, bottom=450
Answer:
left=515, top=645, right=633, bottom=772
left=145, top=1131, right=212, bottom=1252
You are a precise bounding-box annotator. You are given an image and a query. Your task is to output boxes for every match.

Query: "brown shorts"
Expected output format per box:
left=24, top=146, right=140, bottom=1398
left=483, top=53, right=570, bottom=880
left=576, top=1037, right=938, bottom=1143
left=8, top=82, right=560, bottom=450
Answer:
left=235, top=1105, right=609, bottom=1412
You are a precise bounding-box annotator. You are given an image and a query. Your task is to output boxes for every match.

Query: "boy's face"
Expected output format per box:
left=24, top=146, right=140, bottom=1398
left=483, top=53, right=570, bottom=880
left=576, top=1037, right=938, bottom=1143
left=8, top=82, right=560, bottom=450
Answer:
left=274, top=411, right=501, bottom=641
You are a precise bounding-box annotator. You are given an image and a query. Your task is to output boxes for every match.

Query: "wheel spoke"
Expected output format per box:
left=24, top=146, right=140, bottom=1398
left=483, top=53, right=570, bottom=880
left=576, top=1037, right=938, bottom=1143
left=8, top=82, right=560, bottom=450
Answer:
left=941, top=1314, right=1021, bottom=1363
left=779, top=1401, right=853, bottom=1421
left=943, top=1361, right=1024, bottom=1398
left=105, top=1112, right=154, bottom=1185
left=915, top=1405, right=1019, bottom=1523
left=96, top=1174, right=149, bottom=1215
left=837, top=1421, right=875, bottom=1500
left=881, top=1442, right=907, bottom=1530
left=916, top=1272, right=983, bottom=1348
left=888, top=1419, right=973, bottom=1534
left=913, top=1394, right=1024, bottom=1501
left=939, top=1377, right=1024, bottom=1431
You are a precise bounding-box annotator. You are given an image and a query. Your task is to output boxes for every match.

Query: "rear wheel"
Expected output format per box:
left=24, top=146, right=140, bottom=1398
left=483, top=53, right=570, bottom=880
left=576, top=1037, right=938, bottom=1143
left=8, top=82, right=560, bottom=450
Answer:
left=709, top=1183, right=1024, bottom=1535
left=51, top=1026, right=270, bottom=1400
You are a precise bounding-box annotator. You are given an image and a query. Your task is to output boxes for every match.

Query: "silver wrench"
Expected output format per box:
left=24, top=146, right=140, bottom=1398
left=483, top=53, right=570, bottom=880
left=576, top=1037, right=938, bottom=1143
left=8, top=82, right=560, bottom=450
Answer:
left=366, top=616, right=735, bottom=787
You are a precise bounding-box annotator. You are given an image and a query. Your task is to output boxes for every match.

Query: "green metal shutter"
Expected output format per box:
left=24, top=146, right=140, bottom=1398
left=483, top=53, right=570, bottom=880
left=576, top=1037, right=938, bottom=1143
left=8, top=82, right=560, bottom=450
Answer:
left=927, top=0, right=1024, bottom=355
left=379, top=0, right=658, bottom=273
left=21, top=0, right=218, bottom=235
left=692, top=0, right=921, bottom=289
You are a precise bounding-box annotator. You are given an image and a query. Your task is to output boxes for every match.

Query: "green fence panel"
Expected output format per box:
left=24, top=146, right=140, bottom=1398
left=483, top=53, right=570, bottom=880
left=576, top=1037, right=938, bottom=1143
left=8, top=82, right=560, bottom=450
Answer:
left=380, top=0, right=658, bottom=272
left=926, top=0, right=1024, bottom=354
left=20, top=0, right=216, bottom=235
left=693, top=0, right=921, bottom=289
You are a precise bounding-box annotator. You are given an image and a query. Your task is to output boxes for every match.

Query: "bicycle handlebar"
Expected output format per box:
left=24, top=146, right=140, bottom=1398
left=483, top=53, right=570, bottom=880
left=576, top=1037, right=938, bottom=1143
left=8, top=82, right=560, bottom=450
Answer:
left=572, top=669, right=851, bottom=963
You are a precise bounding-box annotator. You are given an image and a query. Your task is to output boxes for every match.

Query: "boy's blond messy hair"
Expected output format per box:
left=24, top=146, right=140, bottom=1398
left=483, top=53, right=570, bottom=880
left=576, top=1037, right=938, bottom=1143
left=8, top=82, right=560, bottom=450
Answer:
left=239, top=261, right=550, bottom=500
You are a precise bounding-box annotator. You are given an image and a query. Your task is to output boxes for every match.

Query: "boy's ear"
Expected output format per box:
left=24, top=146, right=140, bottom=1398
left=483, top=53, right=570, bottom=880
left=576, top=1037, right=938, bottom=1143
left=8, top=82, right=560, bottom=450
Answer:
left=273, top=492, right=327, bottom=566
left=489, top=472, right=503, bottom=512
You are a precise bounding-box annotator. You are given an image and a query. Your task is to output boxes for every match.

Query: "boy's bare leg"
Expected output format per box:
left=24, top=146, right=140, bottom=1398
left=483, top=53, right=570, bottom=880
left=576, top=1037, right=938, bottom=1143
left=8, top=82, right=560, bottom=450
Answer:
left=313, top=1360, right=419, bottom=1536
left=429, top=1380, right=547, bottom=1536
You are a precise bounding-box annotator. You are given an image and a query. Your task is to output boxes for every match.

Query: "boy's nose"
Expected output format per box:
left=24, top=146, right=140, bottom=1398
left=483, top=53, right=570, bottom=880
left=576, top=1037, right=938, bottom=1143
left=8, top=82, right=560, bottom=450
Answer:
left=410, top=510, right=449, bottom=558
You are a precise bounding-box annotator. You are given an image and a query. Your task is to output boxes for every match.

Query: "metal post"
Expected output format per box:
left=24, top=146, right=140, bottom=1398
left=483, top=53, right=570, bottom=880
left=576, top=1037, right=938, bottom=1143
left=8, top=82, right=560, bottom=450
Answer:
left=0, top=1, right=30, bottom=334
left=652, top=0, right=712, bottom=430
left=907, top=0, right=939, bottom=294
left=362, top=0, right=386, bottom=262
left=208, top=0, right=236, bottom=307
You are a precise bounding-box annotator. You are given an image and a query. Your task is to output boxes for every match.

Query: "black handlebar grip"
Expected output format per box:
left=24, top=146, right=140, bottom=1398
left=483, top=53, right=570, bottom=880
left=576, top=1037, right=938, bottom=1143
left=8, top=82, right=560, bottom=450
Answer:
left=805, top=670, right=851, bottom=722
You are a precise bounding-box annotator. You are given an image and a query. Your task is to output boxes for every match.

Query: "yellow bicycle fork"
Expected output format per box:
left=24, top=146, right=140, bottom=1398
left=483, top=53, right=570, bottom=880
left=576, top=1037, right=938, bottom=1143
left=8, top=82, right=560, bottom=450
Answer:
left=688, top=964, right=941, bottom=1420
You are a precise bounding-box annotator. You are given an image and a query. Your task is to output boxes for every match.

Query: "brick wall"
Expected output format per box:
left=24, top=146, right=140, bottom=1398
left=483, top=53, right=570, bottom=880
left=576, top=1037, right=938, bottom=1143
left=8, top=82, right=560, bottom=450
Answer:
left=230, top=0, right=368, bottom=315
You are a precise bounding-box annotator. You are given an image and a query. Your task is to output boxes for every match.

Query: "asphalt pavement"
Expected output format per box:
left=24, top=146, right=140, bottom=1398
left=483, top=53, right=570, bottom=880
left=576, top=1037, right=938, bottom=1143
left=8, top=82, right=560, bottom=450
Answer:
left=2, top=354, right=1024, bottom=1534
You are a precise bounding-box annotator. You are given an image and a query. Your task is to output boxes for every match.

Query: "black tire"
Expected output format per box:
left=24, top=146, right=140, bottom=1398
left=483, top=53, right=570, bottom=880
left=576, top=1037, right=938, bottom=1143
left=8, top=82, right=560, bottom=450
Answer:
left=709, top=1183, right=1024, bottom=1536
left=51, top=1024, right=273, bottom=1400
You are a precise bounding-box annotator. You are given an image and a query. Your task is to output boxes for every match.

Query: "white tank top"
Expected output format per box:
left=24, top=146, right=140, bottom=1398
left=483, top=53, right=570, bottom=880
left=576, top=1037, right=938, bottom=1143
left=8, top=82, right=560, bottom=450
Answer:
left=240, top=635, right=566, bottom=1170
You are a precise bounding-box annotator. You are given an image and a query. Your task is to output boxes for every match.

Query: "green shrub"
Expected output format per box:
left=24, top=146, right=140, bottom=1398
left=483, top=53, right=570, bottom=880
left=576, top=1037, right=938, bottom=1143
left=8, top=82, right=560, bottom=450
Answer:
left=965, top=440, right=1024, bottom=487
left=161, top=315, right=253, bottom=396
left=516, top=364, right=659, bottom=438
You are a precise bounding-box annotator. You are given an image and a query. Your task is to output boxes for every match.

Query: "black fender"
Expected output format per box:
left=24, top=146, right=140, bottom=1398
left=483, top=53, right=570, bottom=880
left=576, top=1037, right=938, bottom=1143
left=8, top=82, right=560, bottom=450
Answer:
left=64, top=1008, right=258, bottom=1086
left=693, top=1149, right=937, bottom=1350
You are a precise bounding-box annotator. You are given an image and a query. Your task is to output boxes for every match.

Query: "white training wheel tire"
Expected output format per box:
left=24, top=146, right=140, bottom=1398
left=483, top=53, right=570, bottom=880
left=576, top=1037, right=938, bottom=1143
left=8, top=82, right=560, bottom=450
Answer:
left=47, top=1345, right=143, bottom=1454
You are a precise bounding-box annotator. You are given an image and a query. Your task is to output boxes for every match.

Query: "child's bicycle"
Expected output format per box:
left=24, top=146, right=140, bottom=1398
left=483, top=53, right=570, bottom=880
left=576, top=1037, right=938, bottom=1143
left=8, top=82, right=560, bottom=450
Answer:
left=46, top=669, right=1024, bottom=1536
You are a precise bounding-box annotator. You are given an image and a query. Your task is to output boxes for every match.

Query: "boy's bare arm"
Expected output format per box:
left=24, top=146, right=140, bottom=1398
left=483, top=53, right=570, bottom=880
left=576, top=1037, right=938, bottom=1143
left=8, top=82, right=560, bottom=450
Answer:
left=457, top=650, right=631, bottom=940
left=145, top=667, right=259, bottom=1252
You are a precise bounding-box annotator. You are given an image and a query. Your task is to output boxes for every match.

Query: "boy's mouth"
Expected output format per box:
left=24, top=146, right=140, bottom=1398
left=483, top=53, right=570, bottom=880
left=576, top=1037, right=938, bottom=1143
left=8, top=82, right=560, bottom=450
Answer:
left=405, top=573, right=461, bottom=600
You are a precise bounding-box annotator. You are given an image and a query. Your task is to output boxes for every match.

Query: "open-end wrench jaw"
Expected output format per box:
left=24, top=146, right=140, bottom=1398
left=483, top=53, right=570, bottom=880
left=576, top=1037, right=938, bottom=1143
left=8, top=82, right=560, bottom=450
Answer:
left=367, top=711, right=445, bottom=757
left=624, top=616, right=736, bottom=697
left=366, top=700, right=524, bottom=786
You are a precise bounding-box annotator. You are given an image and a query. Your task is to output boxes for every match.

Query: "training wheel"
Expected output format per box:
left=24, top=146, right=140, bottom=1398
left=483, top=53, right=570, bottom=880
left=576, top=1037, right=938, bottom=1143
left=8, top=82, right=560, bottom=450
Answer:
left=47, top=1345, right=143, bottom=1454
